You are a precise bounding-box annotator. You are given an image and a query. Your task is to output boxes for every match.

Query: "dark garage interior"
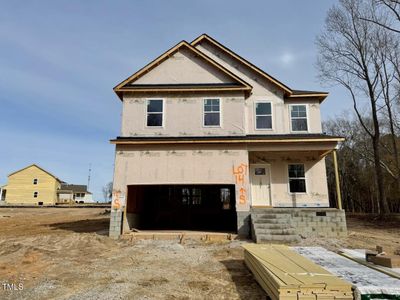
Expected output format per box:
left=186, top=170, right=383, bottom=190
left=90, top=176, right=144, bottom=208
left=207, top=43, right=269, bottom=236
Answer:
left=126, top=184, right=237, bottom=232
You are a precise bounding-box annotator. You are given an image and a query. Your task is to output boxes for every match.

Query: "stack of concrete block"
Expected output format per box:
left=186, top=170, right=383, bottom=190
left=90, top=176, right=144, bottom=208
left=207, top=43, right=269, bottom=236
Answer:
left=109, top=209, right=123, bottom=238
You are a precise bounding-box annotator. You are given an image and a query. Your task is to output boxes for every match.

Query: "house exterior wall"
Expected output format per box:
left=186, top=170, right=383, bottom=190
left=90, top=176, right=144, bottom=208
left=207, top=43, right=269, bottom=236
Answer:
left=113, top=144, right=250, bottom=210
left=195, top=42, right=323, bottom=135
left=111, top=143, right=332, bottom=237
left=121, top=92, right=246, bottom=137
left=58, top=192, right=73, bottom=203
left=112, top=144, right=250, bottom=237
left=5, top=166, right=60, bottom=205
left=119, top=43, right=322, bottom=138
left=134, top=47, right=237, bottom=85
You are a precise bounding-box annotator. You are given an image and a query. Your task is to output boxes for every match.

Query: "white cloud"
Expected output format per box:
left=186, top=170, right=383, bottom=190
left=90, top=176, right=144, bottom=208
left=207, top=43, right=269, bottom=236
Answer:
left=280, top=52, right=295, bottom=65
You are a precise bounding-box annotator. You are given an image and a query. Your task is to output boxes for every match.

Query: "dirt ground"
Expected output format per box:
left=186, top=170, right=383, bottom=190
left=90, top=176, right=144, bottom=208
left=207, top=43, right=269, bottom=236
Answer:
left=0, top=208, right=399, bottom=300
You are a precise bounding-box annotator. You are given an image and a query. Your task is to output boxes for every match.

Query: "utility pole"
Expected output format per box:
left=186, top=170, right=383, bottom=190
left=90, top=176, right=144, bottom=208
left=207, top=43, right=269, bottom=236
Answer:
left=87, top=163, right=91, bottom=190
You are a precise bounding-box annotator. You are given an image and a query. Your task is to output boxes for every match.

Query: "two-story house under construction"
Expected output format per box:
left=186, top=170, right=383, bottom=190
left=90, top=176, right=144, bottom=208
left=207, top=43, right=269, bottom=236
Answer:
left=109, top=34, right=347, bottom=242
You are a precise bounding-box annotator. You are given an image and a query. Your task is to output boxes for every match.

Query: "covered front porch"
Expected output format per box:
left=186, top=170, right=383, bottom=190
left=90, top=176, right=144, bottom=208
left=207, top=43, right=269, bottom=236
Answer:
left=247, top=145, right=342, bottom=209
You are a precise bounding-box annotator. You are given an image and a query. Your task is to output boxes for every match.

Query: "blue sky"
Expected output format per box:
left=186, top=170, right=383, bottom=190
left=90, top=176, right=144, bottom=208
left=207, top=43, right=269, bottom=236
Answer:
left=0, top=0, right=349, bottom=201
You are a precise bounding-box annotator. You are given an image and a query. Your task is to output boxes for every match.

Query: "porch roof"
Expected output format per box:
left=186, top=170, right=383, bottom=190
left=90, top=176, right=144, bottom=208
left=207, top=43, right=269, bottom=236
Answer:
left=110, top=134, right=344, bottom=145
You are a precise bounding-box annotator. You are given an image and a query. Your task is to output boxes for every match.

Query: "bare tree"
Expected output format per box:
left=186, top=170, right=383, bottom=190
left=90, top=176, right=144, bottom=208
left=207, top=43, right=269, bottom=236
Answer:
left=102, top=182, right=113, bottom=202
left=324, top=116, right=400, bottom=213
left=361, top=0, right=400, bottom=33
left=317, top=0, right=391, bottom=214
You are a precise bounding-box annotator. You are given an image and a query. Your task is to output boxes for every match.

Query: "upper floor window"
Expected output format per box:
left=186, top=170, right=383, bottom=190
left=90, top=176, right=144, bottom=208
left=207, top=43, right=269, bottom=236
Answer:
left=33, top=178, right=38, bottom=185
left=288, top=164, right=306, bottom=193
left=146, top=99, right=163, bottom=127
left=33, top=191, right=38, bottom=198
left=204, top=99, right=220, bottom=127
left=255, top=102, right=272, bottom=129
left=290, top=105, right=308, bottom=132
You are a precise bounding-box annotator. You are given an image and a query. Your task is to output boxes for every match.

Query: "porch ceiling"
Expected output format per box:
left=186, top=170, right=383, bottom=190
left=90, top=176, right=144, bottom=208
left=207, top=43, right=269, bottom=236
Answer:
left=249, top=149, right=334, bottom=161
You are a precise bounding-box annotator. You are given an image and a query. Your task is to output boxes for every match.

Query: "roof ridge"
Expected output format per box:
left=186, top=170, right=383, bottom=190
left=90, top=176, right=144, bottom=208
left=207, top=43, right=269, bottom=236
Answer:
left=191, top=34, right=329, bottom=102
left=191, top=33, right=293, bottom=94
left=113, top=39, right=252, bottom=100
left=8, top=164, right=61, bottom=182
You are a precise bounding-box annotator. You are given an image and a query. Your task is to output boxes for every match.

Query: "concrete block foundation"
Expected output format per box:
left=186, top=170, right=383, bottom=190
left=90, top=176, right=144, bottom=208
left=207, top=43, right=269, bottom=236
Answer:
left=250, top=208, right=347, bottom=243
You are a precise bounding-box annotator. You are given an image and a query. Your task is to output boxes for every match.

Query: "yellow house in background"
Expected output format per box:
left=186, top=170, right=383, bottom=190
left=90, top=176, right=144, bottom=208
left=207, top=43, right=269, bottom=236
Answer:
left=1, top=164, right=62, bottom=205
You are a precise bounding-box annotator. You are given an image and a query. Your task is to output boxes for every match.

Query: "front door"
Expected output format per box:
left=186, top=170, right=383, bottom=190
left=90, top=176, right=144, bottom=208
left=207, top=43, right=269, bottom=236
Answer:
left=250, top=164, right=271, bottom=206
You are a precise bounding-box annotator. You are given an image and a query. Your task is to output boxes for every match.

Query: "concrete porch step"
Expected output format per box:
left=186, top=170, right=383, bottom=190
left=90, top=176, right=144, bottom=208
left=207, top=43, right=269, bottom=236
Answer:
left=250, top=208, right=296, bottom=214
left=251, top=213, right=292, bottom=219
left=253, top=228, right=297, bottom=235
left=252, top=218, right=291, bottom=224
left=253, top=223, right=292, bottom=230
left=256, top=234, right=300, bottom=243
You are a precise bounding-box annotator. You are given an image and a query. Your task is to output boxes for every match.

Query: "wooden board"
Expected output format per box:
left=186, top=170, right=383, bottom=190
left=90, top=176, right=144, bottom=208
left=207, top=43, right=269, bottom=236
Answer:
left=242, top=244, right=353, bottom=300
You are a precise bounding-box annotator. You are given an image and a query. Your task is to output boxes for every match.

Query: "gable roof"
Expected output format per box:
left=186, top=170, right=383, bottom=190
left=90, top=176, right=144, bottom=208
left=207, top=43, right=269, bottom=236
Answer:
left=59, top=184, right=89, bottom=193
left=191, top=34, right=328, bottom=102
left=8, top=164, right=62, bottom=182
left=113, top=40, right=252, bottom=100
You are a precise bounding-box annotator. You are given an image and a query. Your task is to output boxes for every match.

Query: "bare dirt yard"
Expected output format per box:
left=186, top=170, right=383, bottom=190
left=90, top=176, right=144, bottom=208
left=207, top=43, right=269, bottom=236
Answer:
left=0, top=208, right=399, bottom=300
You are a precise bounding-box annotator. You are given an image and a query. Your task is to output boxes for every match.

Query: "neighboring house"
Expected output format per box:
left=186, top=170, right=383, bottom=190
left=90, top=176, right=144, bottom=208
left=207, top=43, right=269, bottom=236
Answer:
left=0, top=185, right=7, bottom=202
left=109, top=34, right=346, bottom=240
left=2, top=164, right=62, bottom=205
left=1, top=164, right=94, bottom=205
left=58, top=184, right=94, bottom=203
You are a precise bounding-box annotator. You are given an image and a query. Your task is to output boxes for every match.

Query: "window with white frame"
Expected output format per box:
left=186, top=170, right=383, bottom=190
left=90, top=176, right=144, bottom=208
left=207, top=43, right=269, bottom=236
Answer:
left=290, top=105, right=308, bottom=131
left=33, top=191, right=38, bottom=198
left=146, top=99, right=163, bottom=127
left=204, top=99, right=220, bottom=126
left=288, top=164, right=306, bottom=193
left=33, top=178, right=38, bottom=185
left=255, top=102, right=272, bottom=129
left=75, top=193, right=85, bottom=199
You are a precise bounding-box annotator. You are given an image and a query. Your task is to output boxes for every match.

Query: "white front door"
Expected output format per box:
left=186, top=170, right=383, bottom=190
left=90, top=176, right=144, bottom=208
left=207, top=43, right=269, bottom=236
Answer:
left=250, top=164, right=271, bottom=206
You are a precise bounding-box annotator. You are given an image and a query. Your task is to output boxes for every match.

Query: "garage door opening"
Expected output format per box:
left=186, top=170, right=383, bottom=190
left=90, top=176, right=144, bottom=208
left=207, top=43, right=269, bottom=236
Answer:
left=126, top=184, right=237, bottom=232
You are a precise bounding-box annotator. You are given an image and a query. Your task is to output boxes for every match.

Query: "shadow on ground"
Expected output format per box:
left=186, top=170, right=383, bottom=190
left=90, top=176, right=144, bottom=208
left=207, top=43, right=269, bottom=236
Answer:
left=220, top=259, right=267, bottom=300
left=48, top=218, right=110, bottom=234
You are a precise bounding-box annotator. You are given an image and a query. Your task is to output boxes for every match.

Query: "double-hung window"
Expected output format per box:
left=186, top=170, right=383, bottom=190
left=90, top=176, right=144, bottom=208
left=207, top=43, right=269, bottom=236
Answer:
left=204, top=99, right=220, bottom=126
left=255, top=102, right=272, bottom=129
left=288, top=164, right=306, bottom=193
left=147, top=99, right=163, bottom=127
left=290, top=105, right=308, bottom=132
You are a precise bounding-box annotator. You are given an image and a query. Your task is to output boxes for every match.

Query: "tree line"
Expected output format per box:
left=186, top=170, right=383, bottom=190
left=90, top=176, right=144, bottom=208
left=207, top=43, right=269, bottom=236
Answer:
left=318, top=0, right=400, bottom=214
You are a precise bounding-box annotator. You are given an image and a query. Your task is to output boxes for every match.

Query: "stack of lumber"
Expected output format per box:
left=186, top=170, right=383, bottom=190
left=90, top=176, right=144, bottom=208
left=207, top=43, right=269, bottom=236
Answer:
left=243, top=244, right=353, bottom=300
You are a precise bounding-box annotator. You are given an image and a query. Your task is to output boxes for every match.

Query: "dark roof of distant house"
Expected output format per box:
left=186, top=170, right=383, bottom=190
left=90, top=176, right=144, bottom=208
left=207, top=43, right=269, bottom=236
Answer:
left=59, top=184, right=89, bottom=193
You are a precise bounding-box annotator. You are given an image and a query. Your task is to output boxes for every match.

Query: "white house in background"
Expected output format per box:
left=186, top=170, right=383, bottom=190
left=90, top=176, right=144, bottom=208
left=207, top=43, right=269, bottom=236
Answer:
left=57, top=184, right=94, bottom=204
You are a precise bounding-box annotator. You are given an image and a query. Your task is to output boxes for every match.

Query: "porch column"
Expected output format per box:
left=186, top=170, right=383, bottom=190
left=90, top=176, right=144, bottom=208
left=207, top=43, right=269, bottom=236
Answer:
left=332, top=149, right=343, bottom=210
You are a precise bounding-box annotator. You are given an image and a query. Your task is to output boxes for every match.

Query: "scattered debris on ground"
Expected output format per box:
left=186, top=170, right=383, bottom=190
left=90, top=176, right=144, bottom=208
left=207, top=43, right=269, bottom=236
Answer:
left=0, top=208, right=399, bottom=299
